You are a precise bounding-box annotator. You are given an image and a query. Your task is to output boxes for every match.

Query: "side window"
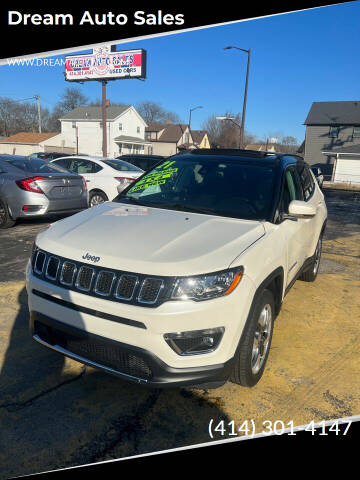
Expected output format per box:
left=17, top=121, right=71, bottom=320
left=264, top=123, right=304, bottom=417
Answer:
left=298, top=164, right=314, bottom=200
left=69, top=159, right=96, bottom=174
left=93, top=163, right=103, bottom=173
left=54, top=158, right=70, bottom=169
left=279, top=167, right=303, bottom=215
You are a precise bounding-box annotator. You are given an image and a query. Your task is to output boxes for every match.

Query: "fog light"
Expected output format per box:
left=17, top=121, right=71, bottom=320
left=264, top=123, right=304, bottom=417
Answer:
left=164, top=327, right=224, bottom=356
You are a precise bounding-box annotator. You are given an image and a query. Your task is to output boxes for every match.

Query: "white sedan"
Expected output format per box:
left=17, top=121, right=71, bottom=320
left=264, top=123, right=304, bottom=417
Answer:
left=51, top=156, right=144, bottom=207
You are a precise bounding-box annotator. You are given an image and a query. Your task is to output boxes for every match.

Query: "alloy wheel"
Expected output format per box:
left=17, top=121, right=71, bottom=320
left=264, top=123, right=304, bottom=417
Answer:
left=251, top=304, right=272, bottom=374
left=90, top=195, right=105, bottom=207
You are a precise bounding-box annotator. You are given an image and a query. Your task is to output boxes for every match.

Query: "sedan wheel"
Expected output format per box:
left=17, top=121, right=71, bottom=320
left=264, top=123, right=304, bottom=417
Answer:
left=89, top=192, right=108, bottom=207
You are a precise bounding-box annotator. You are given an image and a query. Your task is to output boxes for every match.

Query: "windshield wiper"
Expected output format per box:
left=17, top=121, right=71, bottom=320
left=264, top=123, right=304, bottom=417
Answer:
left=117, top=195, right=148, bottom=206
left=152, top=203, right=219, bottom=215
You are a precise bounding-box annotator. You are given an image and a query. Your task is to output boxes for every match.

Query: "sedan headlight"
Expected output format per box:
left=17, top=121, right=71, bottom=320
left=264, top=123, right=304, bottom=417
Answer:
left=171, top=267, right=243, bottom=301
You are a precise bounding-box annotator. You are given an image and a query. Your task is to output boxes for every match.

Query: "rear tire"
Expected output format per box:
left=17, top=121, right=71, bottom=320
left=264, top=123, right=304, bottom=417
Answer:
left=299, top=235, right=322, bottom=282
left=89, top=191, right=108, bottom=207
left=230, top=289, right=274, bottom=387
left=0, top=199, right=16, bottom=229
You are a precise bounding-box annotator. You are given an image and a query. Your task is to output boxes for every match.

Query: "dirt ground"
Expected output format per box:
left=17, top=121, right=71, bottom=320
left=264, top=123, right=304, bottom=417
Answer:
left=0, top=190, right=359, bottom=477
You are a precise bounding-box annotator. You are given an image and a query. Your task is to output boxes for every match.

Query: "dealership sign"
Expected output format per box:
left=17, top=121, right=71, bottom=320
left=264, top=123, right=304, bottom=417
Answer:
left=65, top=46, right=146, bottom=81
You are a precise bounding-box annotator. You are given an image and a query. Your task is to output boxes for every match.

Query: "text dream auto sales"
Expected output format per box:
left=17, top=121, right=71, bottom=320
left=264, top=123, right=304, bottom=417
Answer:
left=8, top=10, right=185, bottom=26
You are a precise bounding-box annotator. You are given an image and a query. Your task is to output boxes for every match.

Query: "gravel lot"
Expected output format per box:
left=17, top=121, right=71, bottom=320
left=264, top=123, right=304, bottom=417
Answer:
left=0, top=189, right=359, bottom=477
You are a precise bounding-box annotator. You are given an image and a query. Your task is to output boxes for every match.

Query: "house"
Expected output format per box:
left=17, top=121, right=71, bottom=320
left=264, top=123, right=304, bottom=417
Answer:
left=245, top=143, right=278, bottom=152
left=0, top=132, right=65, bottom=156
left=191, top=130, right=211, bottom=149
left=145, top=123, right=195, bottom=156
left=51, top=105, right=150, bottom=157
left=303, top=101, right=360, bottom=179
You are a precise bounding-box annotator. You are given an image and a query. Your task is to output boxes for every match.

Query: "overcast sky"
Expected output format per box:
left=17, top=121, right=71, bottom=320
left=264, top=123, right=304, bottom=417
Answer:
left=1, top=2, right=360, bottom=142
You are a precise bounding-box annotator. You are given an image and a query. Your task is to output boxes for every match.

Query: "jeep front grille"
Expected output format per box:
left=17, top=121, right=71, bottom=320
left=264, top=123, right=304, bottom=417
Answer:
left=138, top=278, right=164, bottom=304
left=115, top=274, right=138, bottom=300
left=31, top=249, right=172, bottom=308
left=76, top=266, right=95, bottom=291
left=95, top=271, right=116, bottom=296
left=46, top=257, right=60, bottom=280
left=60, top=262, right=76, bottom=286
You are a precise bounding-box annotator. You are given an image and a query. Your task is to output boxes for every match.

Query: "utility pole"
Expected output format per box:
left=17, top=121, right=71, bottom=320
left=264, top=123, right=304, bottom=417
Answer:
left=35, top=94, right=41, bottom=133
left=102, top=81, right=107, bottom=157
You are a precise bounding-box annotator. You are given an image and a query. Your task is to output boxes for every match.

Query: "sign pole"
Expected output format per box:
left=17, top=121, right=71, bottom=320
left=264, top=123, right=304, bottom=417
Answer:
left=102, top=80, right=107, bottom=157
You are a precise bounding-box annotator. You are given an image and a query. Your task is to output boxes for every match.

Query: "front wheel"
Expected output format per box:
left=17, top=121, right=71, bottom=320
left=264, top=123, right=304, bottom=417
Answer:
left=230, top=289, right=274, bottom=387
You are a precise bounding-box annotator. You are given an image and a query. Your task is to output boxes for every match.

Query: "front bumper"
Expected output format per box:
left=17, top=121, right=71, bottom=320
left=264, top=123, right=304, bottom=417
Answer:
left=30, top=311, right=234, bottom=388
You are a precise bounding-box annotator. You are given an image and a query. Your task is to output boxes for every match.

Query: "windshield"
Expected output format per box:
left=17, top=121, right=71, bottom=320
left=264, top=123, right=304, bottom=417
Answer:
left=116, top=156, right=277, bottom=221
left=103, top=159, right=143, bottom=172
left=4, top=157, right=69, bottom=174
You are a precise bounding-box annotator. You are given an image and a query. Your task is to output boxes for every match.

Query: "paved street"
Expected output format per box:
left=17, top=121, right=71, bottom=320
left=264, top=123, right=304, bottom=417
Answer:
left=0, top=190, right=359, bottom=477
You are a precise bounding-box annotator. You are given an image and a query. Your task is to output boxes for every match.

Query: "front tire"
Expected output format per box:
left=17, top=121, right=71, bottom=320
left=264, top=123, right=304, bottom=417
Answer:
left=230, top=289, right=274, bottom=387
left=89, top=191, right=108, bottom=207
left=299, top=235, right=322, bottom=282
left=0, top=199, right=16, bottom=229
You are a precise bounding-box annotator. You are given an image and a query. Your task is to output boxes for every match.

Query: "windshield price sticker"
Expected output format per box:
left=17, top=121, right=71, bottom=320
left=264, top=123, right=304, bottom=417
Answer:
left=129, top=162, right=179, bottom=193
left=208, top=419, right=352, bottom=438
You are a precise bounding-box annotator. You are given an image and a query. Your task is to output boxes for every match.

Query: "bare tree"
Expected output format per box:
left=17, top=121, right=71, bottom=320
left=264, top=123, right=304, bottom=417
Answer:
left=202, top=112, right=257, bottom=148
left=136, top=100, right=180, bottom=124
left=0, top=97, right=52, bottom=136
left=58, top=87, right=89, bottom=113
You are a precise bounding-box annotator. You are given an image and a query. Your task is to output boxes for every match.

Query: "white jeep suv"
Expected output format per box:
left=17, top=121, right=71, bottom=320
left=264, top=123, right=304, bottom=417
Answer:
left=26, top=150, right=327, bottom=389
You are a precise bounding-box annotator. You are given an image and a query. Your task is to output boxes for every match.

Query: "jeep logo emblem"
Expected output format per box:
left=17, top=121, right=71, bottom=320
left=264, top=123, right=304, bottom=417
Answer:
left=82, top=252, right=100, bottom=263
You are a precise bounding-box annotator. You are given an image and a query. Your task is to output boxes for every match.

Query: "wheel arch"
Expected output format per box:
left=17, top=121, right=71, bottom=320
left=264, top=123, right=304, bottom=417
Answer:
left=88, top=188, right=108, bottom=198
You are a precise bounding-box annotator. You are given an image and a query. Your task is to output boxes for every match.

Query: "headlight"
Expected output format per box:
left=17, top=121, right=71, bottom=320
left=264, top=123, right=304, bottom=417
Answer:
left=171, top=267, right=243, bottom=301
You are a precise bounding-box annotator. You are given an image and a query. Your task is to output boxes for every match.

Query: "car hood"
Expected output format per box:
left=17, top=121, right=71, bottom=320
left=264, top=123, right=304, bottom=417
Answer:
left=37, top=202, right=265, bottom=276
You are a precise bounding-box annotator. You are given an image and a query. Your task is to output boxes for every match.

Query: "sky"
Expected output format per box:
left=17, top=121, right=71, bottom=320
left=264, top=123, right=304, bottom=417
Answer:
left=1, top=2, right=360, bottom=143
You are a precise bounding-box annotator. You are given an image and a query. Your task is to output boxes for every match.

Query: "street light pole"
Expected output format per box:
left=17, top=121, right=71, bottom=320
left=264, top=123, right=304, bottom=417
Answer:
left=240, top=48, right=251, bottom=149
left=189, top=105, right=203, bottom=144
left=223, top=46, right=251, bottom=149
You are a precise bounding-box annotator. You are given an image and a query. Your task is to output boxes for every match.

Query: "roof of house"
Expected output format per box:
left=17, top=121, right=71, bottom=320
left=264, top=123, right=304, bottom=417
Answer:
left=146, top=124, right=188, bottom=143
left=114, top=135, right=150, bottom=144
left=60, top=105, right=130, bottom=121
left=0, top=132, right=58, bottom=144
left=304, top=101, right=360, bottom=125
left=245, top=143, right=278, bottom=151
left=145, top=123, right=166, bottom=132
left=191, top=130, right=208, bottom=144
left=323, top=144, right=360, bottom=154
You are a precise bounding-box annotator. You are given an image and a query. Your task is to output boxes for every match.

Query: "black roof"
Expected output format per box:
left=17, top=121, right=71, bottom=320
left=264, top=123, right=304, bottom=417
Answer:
left=304, top=101, right=360, bottom=125
left=174, top=149, right=304, bottom=168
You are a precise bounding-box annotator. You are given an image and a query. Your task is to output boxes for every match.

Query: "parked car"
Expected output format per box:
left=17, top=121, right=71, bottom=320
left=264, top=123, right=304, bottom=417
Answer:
left=117, top=154, right=165, bottom=172
left=29, top=152, right=72, bottom=161
left=311, top=167, right=324, bottom=188
left=27, top=149, right=327, bottom=389
left=0, top=155, right=88, bottom=229
left=51, top=156, right=144, bottom=207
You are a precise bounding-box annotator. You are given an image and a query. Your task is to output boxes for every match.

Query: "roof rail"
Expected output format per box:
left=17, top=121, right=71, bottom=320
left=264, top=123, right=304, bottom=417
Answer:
left=187, top=148, right=280, bottom=158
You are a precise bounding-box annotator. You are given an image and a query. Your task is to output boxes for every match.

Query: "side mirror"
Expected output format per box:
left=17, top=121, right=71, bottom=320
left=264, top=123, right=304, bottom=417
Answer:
left=286, top=200, right=316, bottom=219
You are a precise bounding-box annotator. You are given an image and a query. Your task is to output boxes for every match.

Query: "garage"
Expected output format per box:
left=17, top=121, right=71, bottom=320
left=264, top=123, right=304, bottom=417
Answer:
left=322, top=145, right=360, bottom=184
left=334, top=157, right=360, bottom=184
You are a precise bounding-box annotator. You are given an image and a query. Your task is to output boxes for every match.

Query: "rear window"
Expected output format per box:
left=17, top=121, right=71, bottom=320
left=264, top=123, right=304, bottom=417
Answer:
left=4, top=157, right=69, bottom=174
left=103, top=159, right=143, bottom=172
